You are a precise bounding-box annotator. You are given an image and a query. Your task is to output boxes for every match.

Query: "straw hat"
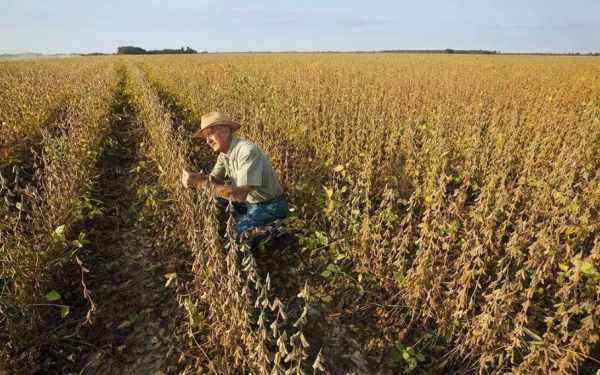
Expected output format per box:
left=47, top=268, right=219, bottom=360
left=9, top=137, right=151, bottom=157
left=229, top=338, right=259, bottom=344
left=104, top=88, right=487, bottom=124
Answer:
left=193, top=111, right=241, bottom=138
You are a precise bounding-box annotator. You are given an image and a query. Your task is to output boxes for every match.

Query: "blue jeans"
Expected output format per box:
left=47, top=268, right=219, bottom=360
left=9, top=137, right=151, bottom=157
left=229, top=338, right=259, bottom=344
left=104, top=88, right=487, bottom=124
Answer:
left=215, top=196, right=289, bottom=242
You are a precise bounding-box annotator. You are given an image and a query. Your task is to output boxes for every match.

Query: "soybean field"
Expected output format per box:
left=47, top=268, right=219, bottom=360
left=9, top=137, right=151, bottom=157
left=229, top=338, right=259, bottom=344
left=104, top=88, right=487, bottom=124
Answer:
left=1, top=54, right=599, bottom=374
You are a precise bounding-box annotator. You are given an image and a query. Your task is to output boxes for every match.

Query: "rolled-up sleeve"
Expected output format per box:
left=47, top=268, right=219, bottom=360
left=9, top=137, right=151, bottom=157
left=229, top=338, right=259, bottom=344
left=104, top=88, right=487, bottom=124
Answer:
left=235, top=146, right=262, bottom=187
left=210, top=155, right=227, bottom=180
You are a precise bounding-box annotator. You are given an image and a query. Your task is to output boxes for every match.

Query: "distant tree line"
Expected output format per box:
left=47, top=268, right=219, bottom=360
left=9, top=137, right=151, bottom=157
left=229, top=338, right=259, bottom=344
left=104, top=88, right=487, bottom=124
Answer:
left=380, top=49, right=498, bottom=54
left=116, top=46, right=202, bottom=55
left=72, top=48, right=600, bottom=57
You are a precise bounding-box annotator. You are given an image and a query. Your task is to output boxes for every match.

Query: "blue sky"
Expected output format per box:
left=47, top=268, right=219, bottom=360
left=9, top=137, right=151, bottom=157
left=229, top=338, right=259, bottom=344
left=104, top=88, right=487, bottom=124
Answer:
left=1, top=0, right=599, bottom=54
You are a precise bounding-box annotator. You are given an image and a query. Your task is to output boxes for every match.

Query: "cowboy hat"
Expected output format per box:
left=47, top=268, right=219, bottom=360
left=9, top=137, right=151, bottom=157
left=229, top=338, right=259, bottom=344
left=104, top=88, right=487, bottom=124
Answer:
left=193, top=111, right=241, bottom=138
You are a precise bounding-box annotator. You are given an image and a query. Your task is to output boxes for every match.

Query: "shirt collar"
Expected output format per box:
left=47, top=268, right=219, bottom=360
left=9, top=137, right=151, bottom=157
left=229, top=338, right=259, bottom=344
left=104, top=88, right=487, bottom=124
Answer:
left=222, top=136, right=239, bottom=158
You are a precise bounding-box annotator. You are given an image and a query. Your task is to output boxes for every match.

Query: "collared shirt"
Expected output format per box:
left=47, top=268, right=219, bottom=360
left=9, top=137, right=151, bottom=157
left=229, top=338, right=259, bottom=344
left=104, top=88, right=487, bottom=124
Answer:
left=209, top=137, right=284, bottom=204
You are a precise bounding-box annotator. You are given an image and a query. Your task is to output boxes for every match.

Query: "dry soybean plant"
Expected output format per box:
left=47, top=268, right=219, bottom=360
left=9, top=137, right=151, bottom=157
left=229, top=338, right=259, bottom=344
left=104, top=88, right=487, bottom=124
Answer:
left=1, top=59, right=118, bottom=368
left=141, top=53, right=599, bottom=373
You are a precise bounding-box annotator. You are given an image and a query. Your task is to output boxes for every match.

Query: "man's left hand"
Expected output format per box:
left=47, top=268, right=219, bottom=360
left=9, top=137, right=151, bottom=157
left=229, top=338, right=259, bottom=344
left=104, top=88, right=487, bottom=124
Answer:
left=181, top=168, right=207, bottom=189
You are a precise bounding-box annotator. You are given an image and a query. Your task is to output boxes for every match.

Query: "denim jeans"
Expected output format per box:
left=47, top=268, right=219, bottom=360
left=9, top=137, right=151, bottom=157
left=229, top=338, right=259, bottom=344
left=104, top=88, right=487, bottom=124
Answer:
left=215, top=196, right=289, bottom=242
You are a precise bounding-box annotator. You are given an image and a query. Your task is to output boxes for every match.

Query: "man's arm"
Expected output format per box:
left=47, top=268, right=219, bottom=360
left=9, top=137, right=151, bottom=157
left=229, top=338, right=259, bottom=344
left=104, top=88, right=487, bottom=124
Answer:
left=183, top=170, right=251, bottom=202
left=211, top=182, right=251, bottom=202
left=208, top=174, right=224, bottom=185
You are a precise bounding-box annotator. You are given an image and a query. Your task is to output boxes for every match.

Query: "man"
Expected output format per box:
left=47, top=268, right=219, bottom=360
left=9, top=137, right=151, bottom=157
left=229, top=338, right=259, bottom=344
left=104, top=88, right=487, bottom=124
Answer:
left=181, top=111, right=289, bottom=245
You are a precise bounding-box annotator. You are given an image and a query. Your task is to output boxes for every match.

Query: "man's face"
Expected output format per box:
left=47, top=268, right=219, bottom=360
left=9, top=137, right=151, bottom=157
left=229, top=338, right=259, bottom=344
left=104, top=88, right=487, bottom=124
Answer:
left=205, top=125, right=231, bottom=153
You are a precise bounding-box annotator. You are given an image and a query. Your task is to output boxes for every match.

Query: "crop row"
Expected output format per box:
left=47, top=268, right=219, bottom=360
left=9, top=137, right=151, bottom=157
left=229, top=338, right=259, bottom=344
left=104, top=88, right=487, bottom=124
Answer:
left=125, top=64, right=320, bottom=374
left=1, top=59, right=119, bottom=369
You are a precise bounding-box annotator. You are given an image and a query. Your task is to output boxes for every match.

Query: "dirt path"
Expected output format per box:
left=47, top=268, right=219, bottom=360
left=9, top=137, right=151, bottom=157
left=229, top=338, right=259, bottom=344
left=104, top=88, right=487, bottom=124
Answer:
left=52, top=74, right=191, bottom=374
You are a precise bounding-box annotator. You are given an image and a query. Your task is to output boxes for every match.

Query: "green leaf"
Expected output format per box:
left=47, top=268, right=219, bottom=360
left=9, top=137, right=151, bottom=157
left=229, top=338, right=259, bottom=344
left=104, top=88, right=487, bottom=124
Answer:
left=60, top=305, right=70, bottom=318
left=52, top=225, right=66, bottom=242
left=314, top=231, right=329, bottom=246
left=580, top=261, right=599, bottom=276
left=324, top=263, right=342, bottom=276
left=46, top=290, right=61, bottom=302
left=393, top=271, right=406, bottom=286
left=559, top=263, right=569, bottom=272
left=408, top=358, right=418, bottom=370
left=568, top=202, right=580, bottom=215
left=320, top=269, right=331, bottom=278
left=71, top=232, right=89, bottom=249
left=89, top=208, right=103, bottom=219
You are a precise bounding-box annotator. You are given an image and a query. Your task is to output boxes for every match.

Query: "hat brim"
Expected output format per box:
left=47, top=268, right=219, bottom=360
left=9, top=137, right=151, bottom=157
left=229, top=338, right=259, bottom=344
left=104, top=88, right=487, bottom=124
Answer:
left=193, top=121, right=241, bottom=139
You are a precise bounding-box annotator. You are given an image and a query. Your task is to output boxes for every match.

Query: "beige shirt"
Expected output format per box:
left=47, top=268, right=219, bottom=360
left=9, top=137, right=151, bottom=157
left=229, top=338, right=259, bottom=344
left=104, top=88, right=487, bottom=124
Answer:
left=209, top=137, right=284, bottom=204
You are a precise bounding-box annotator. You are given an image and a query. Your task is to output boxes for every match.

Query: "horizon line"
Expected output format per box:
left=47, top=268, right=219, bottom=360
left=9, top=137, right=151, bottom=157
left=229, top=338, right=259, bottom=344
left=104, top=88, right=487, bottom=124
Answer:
left=2, top=48, right=600, bottom=57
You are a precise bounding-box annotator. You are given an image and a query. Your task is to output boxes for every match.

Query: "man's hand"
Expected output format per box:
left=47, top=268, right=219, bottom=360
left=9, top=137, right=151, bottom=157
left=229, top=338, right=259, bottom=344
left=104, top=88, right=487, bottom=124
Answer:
left=181, top=167, right=207, bottom=189
left=181, top=167, right=250, bottom=202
